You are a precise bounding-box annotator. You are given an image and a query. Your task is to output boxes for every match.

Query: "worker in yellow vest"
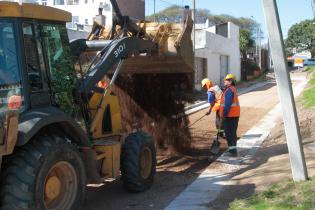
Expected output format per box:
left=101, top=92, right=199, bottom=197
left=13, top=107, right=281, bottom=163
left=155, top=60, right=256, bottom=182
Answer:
left=201, top=78, right=224, bottom=135
left=219, top=74, right=240, bottom=156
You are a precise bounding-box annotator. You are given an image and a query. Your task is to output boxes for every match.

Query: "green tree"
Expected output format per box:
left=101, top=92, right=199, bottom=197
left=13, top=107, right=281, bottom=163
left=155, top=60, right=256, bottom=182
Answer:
left=286, top=19, right=315, bottom=57
left=146, top=6, right=259, bottom=60
left=240, top=29, right=254, bottom=59
left=146, top=6, right=259, bottom=32
left=146, top=6, right=210, bottom=23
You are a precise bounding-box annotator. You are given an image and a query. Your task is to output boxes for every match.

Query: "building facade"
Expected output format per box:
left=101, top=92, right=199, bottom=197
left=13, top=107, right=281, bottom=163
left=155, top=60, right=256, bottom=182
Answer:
left=13, top=0, right=145, bottom=30
left=195, top=22, right=241, bottom=89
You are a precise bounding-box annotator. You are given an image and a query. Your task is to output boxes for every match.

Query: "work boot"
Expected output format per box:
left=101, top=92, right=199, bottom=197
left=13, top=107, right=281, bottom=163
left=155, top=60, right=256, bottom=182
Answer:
left=225, top=146, right=237, bottom=157
left=219, top=131, right=226, bottom=139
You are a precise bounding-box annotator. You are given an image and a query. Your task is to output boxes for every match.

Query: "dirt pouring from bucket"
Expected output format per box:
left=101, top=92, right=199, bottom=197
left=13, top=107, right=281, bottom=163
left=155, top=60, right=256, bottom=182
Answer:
left=112, top=73, right=195, bottom=154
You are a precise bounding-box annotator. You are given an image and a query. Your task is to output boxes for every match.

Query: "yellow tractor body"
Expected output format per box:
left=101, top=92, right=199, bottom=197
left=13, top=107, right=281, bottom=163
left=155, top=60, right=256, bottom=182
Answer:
left=0, top=1, right=191, bottom=209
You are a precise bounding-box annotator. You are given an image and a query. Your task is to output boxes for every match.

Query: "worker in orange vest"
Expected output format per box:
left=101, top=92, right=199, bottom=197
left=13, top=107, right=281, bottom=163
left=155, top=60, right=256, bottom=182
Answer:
left=201, top=78, right=224, bottom=135
left=98, top=77, right=108, bottom=89
left=219, top=74, right=240, bottom=156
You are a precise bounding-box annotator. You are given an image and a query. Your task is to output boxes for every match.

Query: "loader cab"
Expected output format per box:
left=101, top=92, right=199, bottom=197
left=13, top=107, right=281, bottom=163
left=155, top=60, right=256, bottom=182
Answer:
left=21, top=20, right=76, bottom=111
left=0, top=2, right=76, bottom=115
left=0, top=2, right=123, bottom=139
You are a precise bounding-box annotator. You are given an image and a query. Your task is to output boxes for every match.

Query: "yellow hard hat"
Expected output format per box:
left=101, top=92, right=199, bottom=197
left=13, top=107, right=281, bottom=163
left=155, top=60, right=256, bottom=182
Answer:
left=224, top=74, right=236, bottom=81
left=201, top=78, right=212, bottom=88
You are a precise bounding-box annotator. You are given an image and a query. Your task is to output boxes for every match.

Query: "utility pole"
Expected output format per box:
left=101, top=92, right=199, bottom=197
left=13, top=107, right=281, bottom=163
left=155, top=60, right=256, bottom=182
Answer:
left=192, top=0, right=196, bottom=52
left=312, top=0, right=315, bottom=17
left=262, top=0, right=308, bottom=181
left=258, top=27, right=262, bottom=68
left=154, top=0, right=156, bottom=22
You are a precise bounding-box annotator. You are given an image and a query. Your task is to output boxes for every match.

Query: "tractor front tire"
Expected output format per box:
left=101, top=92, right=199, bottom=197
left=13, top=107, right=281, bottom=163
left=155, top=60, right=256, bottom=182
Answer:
left=0, top=134, right=86, bottom=210
left=121, top=132, right=156, bottom=192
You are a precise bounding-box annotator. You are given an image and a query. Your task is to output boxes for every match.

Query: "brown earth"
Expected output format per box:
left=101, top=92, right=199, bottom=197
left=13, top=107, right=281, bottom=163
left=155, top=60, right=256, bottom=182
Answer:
left=83, top=80, right=280, bottom=210
left=114, top=73, right=194, bottom=153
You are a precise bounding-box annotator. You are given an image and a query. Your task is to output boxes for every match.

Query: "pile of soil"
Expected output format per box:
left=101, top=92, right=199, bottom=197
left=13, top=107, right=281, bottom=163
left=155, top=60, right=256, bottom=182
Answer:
left=264, top=105, right=315, bottom=148
left=112, top=73, right=195, bottom=153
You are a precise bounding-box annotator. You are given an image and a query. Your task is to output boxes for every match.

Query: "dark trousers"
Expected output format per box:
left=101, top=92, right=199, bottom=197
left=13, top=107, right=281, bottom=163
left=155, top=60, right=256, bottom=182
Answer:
left=224, top=117, right=239, bottom=148
left=215, top=111, right=220, bottom=130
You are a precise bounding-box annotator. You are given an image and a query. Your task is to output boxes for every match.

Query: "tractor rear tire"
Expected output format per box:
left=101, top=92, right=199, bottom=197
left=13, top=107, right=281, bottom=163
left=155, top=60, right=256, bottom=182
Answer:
left=121, top=132, right=156, bottom=192
left=0, top=134, right=86, bottom=210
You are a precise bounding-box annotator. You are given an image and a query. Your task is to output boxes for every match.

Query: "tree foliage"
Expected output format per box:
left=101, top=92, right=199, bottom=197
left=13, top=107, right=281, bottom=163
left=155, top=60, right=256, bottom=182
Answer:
left=146, top=6, right=210, bottom=23
left=240, top=29, right=254, bottom=59
left=286, top=19, right=315, bottom=57
left=146, top=6, right=260, bottom=32
left=146, top=6, right=258, bottom=60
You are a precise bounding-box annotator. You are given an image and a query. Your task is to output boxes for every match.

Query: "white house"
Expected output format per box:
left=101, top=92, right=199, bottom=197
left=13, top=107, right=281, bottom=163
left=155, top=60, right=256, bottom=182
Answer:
left=194, top=22, right=241, bottom=89
left=12, top=0, right=145, bottom=30
left=47, top=0, right=114, bottom=29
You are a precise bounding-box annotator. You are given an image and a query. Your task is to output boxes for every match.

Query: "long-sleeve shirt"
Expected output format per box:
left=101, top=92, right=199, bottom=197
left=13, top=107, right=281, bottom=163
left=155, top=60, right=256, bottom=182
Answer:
left=207, top=91, right=215, bottom=106
left=223, top=88, right=234, bottom=117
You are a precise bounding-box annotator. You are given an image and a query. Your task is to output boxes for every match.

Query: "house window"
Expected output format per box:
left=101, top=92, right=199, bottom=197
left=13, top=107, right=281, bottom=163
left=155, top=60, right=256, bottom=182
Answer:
left=66, top=0, right=79, bottom=5
left=85, top=0, right=88, bottom=3
left=67, top=16, right=79, bottom=29
left=72, top=16, right=79, bottom=28
left=54, top=0, right=64, bottom=5
left=85, top=19, right=88, bottom=25
left=42, top=0, right=47, bottom=6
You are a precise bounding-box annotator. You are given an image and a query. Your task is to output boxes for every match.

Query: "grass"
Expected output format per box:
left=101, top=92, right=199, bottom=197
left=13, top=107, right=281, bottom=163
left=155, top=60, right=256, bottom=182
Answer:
left=304, top=66, right=315, bottom=72
left=302, top=66, right=315, bottom=108
left=229, top=177, right=315, bottom=210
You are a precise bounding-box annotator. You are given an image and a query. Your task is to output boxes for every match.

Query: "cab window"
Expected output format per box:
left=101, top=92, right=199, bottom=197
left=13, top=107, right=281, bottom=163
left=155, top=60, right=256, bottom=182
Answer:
left=41, top=23, right=77, bottom=114
left=0, top=22, right=20, bottom=85
left=0, top=21, right=23, bottom=111
left=23, top=22, right=43, bottom=91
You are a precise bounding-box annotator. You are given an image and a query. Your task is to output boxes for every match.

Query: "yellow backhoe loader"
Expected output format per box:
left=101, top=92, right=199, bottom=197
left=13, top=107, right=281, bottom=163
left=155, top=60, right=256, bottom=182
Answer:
left=0, top=1, right=193, bottom=209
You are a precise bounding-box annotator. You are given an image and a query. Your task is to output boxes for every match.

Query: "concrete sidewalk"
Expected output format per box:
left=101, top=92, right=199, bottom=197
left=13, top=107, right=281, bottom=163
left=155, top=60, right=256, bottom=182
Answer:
left=165, top=75, right=308, bottom=210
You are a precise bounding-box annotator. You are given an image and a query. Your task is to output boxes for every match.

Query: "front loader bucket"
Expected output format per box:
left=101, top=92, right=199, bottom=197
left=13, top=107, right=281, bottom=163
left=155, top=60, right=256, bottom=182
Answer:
left=79, top=16, right=194, bottom=75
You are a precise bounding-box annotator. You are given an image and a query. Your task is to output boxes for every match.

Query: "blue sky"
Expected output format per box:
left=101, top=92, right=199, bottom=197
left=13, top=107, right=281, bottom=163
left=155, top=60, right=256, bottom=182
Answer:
left=145, top=0, right=314, bottom=38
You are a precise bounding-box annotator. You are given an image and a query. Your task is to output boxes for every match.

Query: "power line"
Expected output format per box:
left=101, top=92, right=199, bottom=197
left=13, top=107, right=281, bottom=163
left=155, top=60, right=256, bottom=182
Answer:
left=156, top=0, right=181, bottom=7
left=160, top=0, right=178, bottom=6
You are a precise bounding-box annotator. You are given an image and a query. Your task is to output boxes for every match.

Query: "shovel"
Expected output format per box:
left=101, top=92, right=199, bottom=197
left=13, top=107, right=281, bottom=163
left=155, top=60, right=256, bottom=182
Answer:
left=210, top=118, right=223, bottom=155
left=210, top=130, right=221, bottom=155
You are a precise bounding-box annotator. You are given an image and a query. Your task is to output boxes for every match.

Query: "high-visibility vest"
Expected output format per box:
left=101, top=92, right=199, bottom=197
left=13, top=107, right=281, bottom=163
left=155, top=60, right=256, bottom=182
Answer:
left=98, top=80, right=108, bottom=89
left=219, top=86, right=240, bottom=117
left=208, top=85, right=222, bottom=112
